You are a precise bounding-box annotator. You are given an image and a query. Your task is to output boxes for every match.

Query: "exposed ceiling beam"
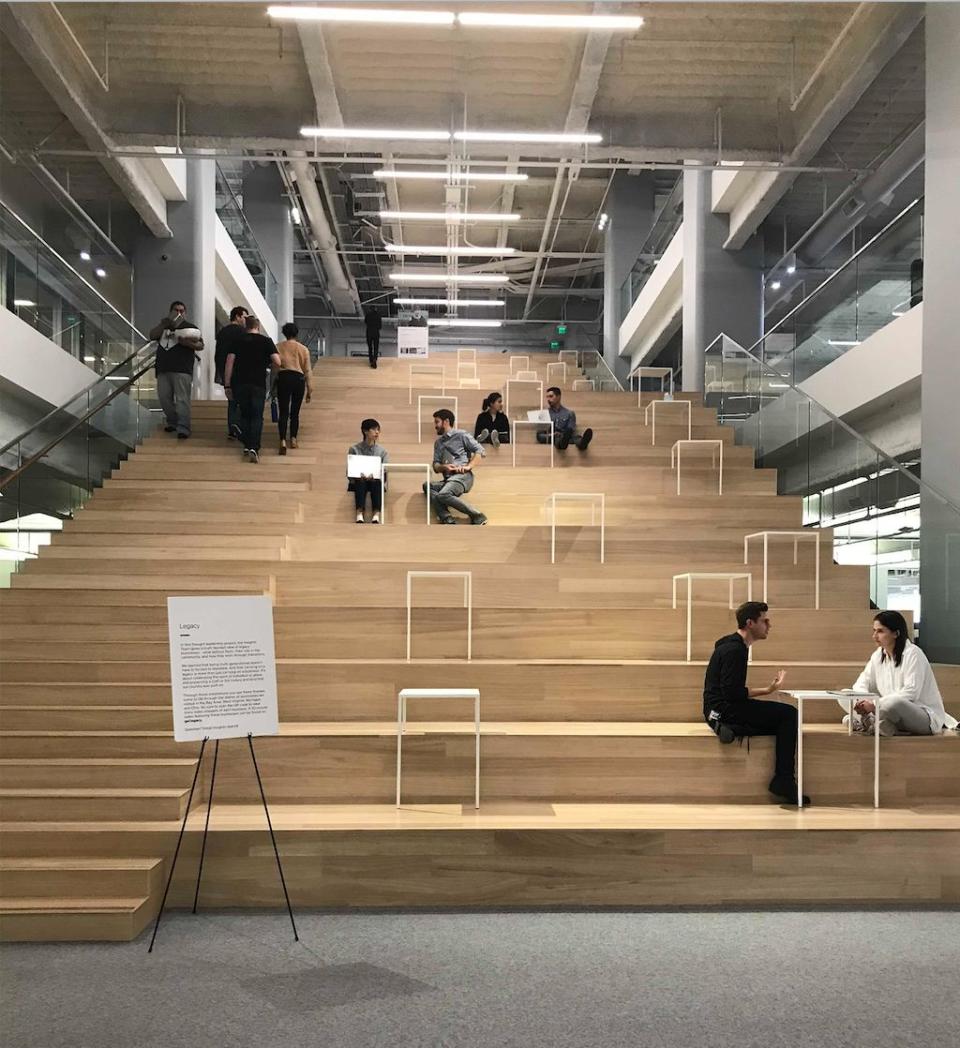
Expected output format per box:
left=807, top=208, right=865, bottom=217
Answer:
left=721, top=2, right=925, bottom=248
left=1, top=3, right=172, bottom=237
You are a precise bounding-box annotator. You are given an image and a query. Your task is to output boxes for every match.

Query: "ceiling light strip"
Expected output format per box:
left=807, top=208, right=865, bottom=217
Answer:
left=394, top=298, right=505, bottom=307
left=379, top=211, right=520, bottom=222
left=457, top=12, right=642, bottom=30
left=389, top=272, right=510, bottom=284
left=384, top=243, right=517, bottom=256
left=453, top=131, right=601, bottom=145
left=373, top=169, right=529, bottom=182
left=268, top=6, right=456, bottom=26
left=427, top=319, right=503, bottom=328
left=301, top=127, right=450, bottom=141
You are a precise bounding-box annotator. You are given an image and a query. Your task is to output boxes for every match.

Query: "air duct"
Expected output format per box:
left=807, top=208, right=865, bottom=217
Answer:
left=287, top=153, right=358, bottom=314
left=797, top=122, right=925, bottom=266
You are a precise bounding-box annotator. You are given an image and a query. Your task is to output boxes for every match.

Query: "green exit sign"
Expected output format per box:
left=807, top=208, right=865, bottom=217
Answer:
left=556, top=324, right=568, bottom=336
left=549, top=339, right=562, bottom=350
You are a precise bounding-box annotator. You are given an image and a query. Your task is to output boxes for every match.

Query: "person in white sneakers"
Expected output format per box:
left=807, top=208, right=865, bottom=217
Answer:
left=842, top=610, right=956, bottom=735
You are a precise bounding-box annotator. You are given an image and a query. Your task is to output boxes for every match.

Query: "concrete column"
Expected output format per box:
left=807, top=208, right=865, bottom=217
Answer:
left=132, top=155, right=217, bottom=398
left=242, top=165, right=295, bottom=325
left=919, top=2, right=960, bottom=662
left=603, top=172, right=654, bottom=383
left=681, top=166, right=763, bottom=392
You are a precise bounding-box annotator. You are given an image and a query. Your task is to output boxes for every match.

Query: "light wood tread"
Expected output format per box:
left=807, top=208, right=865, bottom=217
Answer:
left=0, top=759, right=196, bottom=767
left=0, top=788, right=188, bottom=798
left=0, top=897, right=148, bottom=913
left=0, top=858, right=160, bottom=871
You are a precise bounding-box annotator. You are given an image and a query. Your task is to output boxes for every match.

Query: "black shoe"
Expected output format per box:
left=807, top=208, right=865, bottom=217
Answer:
left=229, top=424, right=243, bottom=440
left=577, top=428, right=593, bottom=451
left=177, top=432, right=189, bottom=440
left=164, top=425, right=176, bottom=433
left=717, top=724, right=737, bottom=745
left=471, top=514, right=488, bottom=526
left=768, top=776, right=811, bottom=807
left=557, top=431, right=571, bottom=451
left=438, top=516, right=457, bottom=524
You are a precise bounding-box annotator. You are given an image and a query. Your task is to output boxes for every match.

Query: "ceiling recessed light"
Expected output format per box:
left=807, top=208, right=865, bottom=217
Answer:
left=786, top=264, right=796, bottom=275
left=94, top=268, right=107, bottom=278
left=769, top=280, right=781, bottom=291
left=268, top=6, right=455, bottom=26
left=301, top=126, right=450, bottom=141
left=79, top=250, right=91, bottom=261
left=380, top=210, right=520, bottom=222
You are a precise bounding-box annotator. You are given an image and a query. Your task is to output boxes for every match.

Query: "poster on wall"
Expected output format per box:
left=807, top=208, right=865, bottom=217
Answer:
left=397, top=309, right=430, bottom=357
left=167, top=595, right=279, bottom=742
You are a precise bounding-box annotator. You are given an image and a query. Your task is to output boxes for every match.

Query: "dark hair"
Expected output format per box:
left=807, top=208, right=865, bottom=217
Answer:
left=169, top=300, right=186, bottom=311
left=433, top=409, right=455, bottom=426
left=546, top=386, right=562, bottom=397
left=244, top=315, right=260, bottom=331
left=360, top=418, right=380, bottom=435
left=736, top=601, right=769, bottom=629
left=282, top=322, right=299, bottom=339
left=229, top=306, right=246, bottom=322
left=482, top=392, right=502, bottom=412
left=874, top=610, right=909, bottom=666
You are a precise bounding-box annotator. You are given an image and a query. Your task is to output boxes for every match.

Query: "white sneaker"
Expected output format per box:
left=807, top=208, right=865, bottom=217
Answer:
left=477, top=429, right=490, bottom=443
left=249, top=449, right=259, bottom=464
left=490, top=429, right=500, bottom=447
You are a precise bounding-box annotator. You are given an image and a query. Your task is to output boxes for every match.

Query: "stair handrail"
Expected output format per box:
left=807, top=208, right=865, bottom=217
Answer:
left=0, top=354, right=158, bottom=492
left=581, top=348, right=625, bottom=391
left=704, top=332, right=960, bottom=518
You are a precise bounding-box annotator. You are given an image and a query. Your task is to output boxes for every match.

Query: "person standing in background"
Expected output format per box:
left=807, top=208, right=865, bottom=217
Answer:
left=149, top=300, right=204, bottom=440
left=215, top=305, right=248, bottom=441
left=223, top=316, right=281, bottom=464
left=273, top=322, right=313, bottom=455
left=364, top=306, right=382, bottom=368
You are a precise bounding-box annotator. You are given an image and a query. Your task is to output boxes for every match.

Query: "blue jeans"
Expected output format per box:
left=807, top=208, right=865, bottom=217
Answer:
left=227, top=396, right=242, bottom=436
left=233, top=383, right=266, bottom=452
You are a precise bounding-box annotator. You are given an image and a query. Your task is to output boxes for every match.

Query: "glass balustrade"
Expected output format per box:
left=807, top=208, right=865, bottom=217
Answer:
left=618, top=176, right=683, bottom=317
left=215, top=165, right=279, bottom=317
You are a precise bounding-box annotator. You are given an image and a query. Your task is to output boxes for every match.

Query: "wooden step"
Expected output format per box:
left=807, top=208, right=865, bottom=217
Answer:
left=0, top=758, right=197, bottom=789
left=0, top=895, right=155, bottom=942
left=0, top=857, right=162, bottom=897
left=0, top=787, right=190, bottom=822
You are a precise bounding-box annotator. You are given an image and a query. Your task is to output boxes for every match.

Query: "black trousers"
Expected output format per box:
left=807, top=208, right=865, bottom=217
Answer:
left=706, top=700, right=798, bottom=780
left=276, top=370, right=306, bottom=440
left=353, top=478, right=383, bottom=512
left=366, top=331, right=380, bottom=365
left=233, top=383, right=266, bottom=452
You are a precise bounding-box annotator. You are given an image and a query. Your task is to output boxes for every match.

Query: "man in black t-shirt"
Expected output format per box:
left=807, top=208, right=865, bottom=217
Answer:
left=223, top=316, right=281, bottom=463
left=215, top=305, right=248, bottom=440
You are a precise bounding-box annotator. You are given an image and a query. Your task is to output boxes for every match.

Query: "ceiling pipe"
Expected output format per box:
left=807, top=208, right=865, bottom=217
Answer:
left=795, top=122, right=925, bottom=267
left=288, top=152, right=358, bottom=314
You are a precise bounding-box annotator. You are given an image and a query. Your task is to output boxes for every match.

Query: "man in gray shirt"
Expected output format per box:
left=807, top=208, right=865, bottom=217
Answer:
left=422, top=409, right=488, bottom=525
left=537, top=386, right=594, bottom=452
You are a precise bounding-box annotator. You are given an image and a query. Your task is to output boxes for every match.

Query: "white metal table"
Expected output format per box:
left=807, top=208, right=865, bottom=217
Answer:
left=788, top=690, right=880, bottom=809
left=382, top=463, right=431, bottom=525
left=631, top=366, right=674, bottom=403
left=408, top=363, right=445, bottom=404
left=671, top=439, right=724, bottom=495
left=644, top=398, right=691, bottom=446
left=396, top=688, right=481, bottom=808
left=545, top=493, right=605, bottom=565
left=744, top=530, right=821, bottom=609
left=672, top=572, right=752, bottom=662
left=512, top=419, right=554, bottom=468
left=406, top=570, right=472, bottom=661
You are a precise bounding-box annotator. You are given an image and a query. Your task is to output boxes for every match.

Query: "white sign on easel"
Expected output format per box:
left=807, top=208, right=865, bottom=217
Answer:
left=398, top=325, right=429, bottom=358
left=167, top=595, right=279, bottom=742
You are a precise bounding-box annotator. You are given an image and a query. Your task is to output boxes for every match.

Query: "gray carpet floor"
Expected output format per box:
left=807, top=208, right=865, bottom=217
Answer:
left=3, top=909, right=958, bottom=1048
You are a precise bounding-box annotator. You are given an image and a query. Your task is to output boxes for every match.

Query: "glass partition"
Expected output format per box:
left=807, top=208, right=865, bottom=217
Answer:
left=215, top=165, right=279, bottom=317
left=619, top=176, right=683, bottom=317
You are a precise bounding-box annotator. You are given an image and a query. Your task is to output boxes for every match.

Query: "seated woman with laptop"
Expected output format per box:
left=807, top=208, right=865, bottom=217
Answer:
left=347, top=418, right=388, bottom=524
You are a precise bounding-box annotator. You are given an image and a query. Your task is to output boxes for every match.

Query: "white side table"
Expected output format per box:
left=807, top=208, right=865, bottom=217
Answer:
left=631, top=366, right=674, bottom=403
left=671, top=439, right=724, bottom=495
left=545, top=493, right=605, bottom=565
left=672, top=572, right=752, bottom=662
left=644, top=398, right=691, bottom=446
left=744, top=530, right=821, bottom=609
left=408, top=363, right=445, bottom=404
left=382, top=463, right=431, bottom=525
left=512, top=419, right=554, bottom=468
left=788, top=690, right=880, bottom=809
left=509, top=355, right=531, bottom=376
left=397, top=688, right=481, bottom=808
left=406, top=570, right=472, bottom=661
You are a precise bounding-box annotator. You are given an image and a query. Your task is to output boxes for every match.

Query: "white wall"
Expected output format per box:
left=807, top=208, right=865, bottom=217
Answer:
left=618, top=222, right=683, bottom=367
left=214, top=219, right=278, bottom=341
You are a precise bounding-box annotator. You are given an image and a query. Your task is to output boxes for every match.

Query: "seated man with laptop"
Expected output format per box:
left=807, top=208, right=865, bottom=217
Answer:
left=535, top=386, right=593, bottom=452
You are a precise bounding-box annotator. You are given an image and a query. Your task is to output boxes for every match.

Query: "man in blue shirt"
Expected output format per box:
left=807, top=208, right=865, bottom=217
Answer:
left=537, top=387, right=594, bottom=452
left=423, top=409, right=488, bottom=525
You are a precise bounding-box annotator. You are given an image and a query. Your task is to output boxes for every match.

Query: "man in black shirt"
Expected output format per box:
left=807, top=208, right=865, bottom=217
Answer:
left=364, top=306, right=382, bottom=368
left=223, top=316, right=281, bottom=463
left=149, top=300, right=204, bottom=439
left=702, top=600, right=810, bottom=806
left=215, top=305, right=248, bottom=440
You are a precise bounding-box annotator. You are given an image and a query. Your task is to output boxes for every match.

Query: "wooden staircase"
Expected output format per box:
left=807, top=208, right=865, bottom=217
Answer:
left=1, top=352, right=958, bottom=939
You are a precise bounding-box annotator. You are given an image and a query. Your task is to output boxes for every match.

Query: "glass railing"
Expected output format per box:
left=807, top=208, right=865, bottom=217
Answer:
left=758, top=197, right=923, bottom=387
left=578, top=349, right=624, bottom=392
left=618, top=176, right=683, bottom=317
left=0, top=199, right=140, bottom=375
left=0, top=342, right=159, bottom=584
left=215, top=165, right=279, bottom=316
left=704, top=333, right=959, bottom=639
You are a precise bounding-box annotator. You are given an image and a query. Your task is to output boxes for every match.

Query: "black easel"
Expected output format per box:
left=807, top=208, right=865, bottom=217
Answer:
left=148, top=733, right=298, bottom=952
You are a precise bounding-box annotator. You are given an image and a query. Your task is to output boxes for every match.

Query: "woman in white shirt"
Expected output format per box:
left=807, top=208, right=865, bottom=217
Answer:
left=846, top=611, right=953, bottom=736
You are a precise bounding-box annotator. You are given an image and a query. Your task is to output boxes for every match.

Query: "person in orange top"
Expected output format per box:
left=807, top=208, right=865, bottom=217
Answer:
left=272, top=322, right=313, bottom=454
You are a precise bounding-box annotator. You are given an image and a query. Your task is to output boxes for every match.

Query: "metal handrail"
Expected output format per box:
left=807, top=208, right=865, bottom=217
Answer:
left=582, top=349, right=625, bottom=392
left=704, top=333, right=960, bottom=517
left=0, top=355, right=157, bottom=492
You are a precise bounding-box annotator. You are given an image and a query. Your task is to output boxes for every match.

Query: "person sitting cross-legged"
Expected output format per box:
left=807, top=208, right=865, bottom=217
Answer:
left=422, top=409, right=487, bottom=525
left=474, top=392, right=511, bottom=447
left=702, top=600, right=809, bottom=807
left=537, top=386, right=593, bottom=452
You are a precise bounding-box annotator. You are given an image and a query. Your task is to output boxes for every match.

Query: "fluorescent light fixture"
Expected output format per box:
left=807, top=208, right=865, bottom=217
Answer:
left=454, top=130, right=601, bottom=145
left=827, top=339, right=861, bottom=347
left=105, top=375, right=128, bottom=381
left=384, top=243, right=516, bottom=256
left=428, top=319, right=503, bottom=328
left=268, top=6, right=455, bottom=26
left=373, top=169, right=528, bottom=183
left=389, top=272, right=510, bottom=284
left=94, top=268, right=107, bottom=278
left=83, top=355, right=97, bottom=362
left=457, top=12, right=643, bottom=31
left=290, top=206, right=301, bottom=225
left=379, top=210, right=520, bottom=222
left=79, top=250, right=91, bottom=261
left=301, top=126, right=450, bottom=141
left=769, top=280, right=781, bottom=291
left=394, top=298, right=505, bottom=307
left=13, top=299, right=36, bottom=307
